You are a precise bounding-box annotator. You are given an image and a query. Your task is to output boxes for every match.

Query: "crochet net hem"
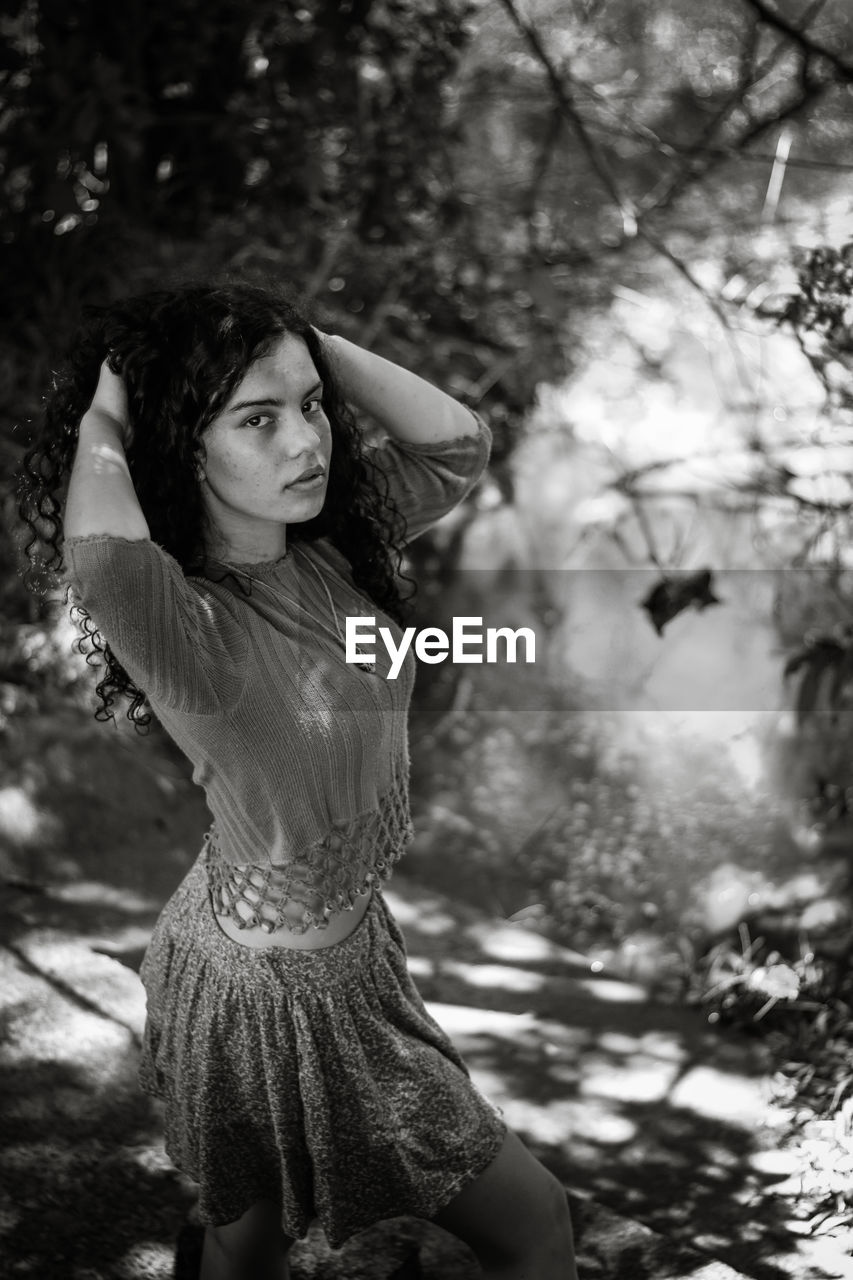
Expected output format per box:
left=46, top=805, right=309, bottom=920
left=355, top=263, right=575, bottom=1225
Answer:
left=203, top=775, right=414, bottom=935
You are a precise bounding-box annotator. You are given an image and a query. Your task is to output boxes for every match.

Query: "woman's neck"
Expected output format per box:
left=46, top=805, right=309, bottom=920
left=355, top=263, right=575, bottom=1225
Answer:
left=203, top=519, right=288, bottom=567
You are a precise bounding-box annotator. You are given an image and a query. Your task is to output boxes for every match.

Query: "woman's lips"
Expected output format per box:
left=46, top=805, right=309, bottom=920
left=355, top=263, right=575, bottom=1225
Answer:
left=285, top=471, right=325, bottom=491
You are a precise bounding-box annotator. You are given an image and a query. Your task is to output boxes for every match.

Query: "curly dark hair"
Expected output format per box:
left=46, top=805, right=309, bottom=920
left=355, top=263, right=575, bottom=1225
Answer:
left=17, top=279, right=410, bottom=730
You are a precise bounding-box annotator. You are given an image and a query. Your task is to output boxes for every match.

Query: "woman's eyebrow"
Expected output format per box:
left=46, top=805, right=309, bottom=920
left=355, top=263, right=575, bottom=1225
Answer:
left=227, top=396, right=283, bottom=413
left=226, top=382, right=323, bottom=414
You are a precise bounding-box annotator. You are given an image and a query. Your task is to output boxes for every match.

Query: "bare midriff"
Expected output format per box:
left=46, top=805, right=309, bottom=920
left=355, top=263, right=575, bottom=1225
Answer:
left=213, top=886, right=374, bottom=950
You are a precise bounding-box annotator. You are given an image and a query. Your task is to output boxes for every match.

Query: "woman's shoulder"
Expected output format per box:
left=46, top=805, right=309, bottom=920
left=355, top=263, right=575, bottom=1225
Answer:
left=62, top=533, right=249, bottom=715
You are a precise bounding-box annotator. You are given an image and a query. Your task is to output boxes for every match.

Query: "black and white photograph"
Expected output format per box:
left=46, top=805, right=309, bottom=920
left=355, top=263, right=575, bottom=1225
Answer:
left=3, top=2, right=853, bottom=1277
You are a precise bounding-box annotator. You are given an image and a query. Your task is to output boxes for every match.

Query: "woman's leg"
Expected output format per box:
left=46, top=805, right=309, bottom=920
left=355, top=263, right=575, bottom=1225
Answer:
left=200, top=1199, right=294, bottom=1280
left=433, top=1130, right=579, bottom=1280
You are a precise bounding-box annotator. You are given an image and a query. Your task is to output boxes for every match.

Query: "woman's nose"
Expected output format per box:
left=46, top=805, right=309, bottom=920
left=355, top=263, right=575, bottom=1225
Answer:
left=280, top=412, right=323, bottom=457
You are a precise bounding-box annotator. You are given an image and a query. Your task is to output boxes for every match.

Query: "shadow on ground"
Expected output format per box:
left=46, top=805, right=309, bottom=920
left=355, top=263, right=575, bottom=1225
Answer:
left=1, top=706, right=849, bottom=1278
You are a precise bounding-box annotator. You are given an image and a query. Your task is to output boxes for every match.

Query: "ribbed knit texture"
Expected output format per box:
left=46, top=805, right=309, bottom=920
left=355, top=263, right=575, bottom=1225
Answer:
left=64, top=417, right=491, bottom=931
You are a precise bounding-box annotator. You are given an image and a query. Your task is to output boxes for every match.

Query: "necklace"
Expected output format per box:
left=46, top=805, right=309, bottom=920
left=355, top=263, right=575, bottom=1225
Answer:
left=300, top=550, right=377, bottom=675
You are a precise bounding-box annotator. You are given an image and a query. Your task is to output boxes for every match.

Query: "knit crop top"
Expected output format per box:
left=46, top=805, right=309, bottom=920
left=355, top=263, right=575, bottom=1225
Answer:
left=63, top=416, right=491, bottom=933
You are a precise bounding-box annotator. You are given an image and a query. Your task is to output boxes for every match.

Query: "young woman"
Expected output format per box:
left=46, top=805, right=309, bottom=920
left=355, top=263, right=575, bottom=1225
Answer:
left=18, top=281, right=578, bottom=1280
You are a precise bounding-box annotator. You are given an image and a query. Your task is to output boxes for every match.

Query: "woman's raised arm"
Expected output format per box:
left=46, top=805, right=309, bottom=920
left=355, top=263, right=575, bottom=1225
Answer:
left=316, top=331, right=480, bottom=446
left=64, top=360, right=150, bottom=541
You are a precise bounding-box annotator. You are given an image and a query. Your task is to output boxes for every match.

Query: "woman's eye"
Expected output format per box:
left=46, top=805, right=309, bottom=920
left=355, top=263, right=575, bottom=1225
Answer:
left=243, top=414, right=272, bottom=429
left=302, top=397, right=323, bottom=415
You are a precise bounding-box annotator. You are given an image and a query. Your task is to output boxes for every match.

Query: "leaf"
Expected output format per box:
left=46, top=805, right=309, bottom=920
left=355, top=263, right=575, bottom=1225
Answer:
left=792, top=640, right=846, bottom=724
left=640, top=568, right=721, bottom=636
left=829, top=647, right=853, bottom=712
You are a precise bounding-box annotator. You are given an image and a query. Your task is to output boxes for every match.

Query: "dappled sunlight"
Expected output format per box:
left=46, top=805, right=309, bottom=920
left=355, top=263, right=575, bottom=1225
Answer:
left=574, top=975, right=649, bottom=1004
left=595, top=1029, right=677, bottom=1058
left=402, top=954, right=435, bottom=982
left=116, top=1240, right=176, bottom=1277
left=466, top=917, right=581, bottom=965
left=447, top=230, right=853, bottom=1028
left=535, top=279, right=824, bottom=477
left=440, top=959, right=547, bottom=993
left=669, top=1065, right=775, bottom=1125
left=428, top=1001, right=542, bottom=1041
left=410, top=551, right=808, bottom=982
left=1, top=935, right=190, bottom=1278
left=748, top=1149, right=801, bottom=1179
left=725, top=722, right=770, bottom=792
left=0, top=1058, right=192, bottom=1280
left=382, top=885, right=462, bottom=939
left=49, top=880, right=161, bottom=912
left=3, top=932, right=146, bottom=1045
left=497, top=1096, right=594, bottom=1149
left=580, top=1061, right=681, bottom=1105
left=569, top=1103, right=639, bottom=1147
left=3, top=996, right=134, bottom=1074
left=428, top=977, right=813, bottom=1279
left=0, top=784, right=55, bottom=847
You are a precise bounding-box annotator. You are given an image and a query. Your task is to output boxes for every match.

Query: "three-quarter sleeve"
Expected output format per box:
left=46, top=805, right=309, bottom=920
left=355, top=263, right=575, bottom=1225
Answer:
left=63, top=535, right=248, bottom=715
left=369, top=412, right=492, bottom=543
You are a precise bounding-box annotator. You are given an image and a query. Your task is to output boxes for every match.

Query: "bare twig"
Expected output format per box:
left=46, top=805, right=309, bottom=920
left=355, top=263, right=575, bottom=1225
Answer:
left=496, top=0, right=758, bottom=389
left=740, top=0, right=853, bottom=80
left=489, top=0, right=841, bottom=237
left=640, top=0, right=830, bottom=213
left=523, top=104, right=563, bottom=250
left=585, top=127, right=853, bottom=175
left=628, top=492, right=669, bottom=572
left=496, top=0, right=638, bottom=237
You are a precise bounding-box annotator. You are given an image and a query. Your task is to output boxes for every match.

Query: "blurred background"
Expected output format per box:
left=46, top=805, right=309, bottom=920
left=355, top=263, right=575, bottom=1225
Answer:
left=3, top=1, right=853, bottom=1275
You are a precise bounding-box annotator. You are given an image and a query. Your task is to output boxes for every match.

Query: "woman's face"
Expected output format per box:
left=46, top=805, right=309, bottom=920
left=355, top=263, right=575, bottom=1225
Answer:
left=198, top=332, right=332, bottom=561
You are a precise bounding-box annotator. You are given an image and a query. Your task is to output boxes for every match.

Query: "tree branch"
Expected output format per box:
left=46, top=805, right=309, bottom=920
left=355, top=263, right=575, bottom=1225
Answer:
left=642, top=0, right=831, bottom=211
left=523, top=104, right=563, bottom=251
left=496, top=0, right=760, bottom=370
left=496, top=0, right=638, bottom=237
left=492, top=0, right=842, bottom=241
left=740, top=0, right=853, bottom=80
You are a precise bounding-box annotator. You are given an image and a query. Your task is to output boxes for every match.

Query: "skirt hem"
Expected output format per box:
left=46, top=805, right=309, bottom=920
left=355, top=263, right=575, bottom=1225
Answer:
left=176, top=1119, right=508, bottom=1249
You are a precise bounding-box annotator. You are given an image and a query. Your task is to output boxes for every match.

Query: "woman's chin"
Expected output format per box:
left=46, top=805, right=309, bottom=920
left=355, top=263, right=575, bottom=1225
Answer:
left=282, top=486, right=327, bottom=522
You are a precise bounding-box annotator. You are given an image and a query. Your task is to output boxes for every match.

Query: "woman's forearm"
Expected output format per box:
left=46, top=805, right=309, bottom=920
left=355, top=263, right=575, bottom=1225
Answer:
left=64, top=410, right=150, bottom=541
left=64, top=360, right=150, bottom=541
left=320, top=332, right=479, bottom=445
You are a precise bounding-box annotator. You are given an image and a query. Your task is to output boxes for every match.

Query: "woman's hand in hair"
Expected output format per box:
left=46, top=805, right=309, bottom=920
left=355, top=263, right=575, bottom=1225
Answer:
left=85, top=358, right=132, bottom=449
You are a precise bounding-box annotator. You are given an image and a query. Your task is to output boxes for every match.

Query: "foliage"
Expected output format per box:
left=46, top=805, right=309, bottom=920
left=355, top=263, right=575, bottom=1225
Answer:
left=688, top=923, right=853, bottom=1224
left=408, top=677, right=788, bottom=967
left=0, top=0, right=479, bottom=402
left=0, top=0, right=569, bottom=657
left=781, top=241, right=853, bottom=409
left=766, top=243, right=853, bottom=698
left=766, top=242, right=853, bottom=826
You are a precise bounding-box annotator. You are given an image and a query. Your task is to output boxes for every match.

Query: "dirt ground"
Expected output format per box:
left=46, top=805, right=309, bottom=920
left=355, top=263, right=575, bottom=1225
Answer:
left=2, top=703, right=852, bottom=1279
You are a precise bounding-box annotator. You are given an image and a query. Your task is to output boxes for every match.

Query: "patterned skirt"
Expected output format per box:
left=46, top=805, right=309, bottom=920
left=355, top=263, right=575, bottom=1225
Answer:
left=137, top=852, right=506, bottom=1248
